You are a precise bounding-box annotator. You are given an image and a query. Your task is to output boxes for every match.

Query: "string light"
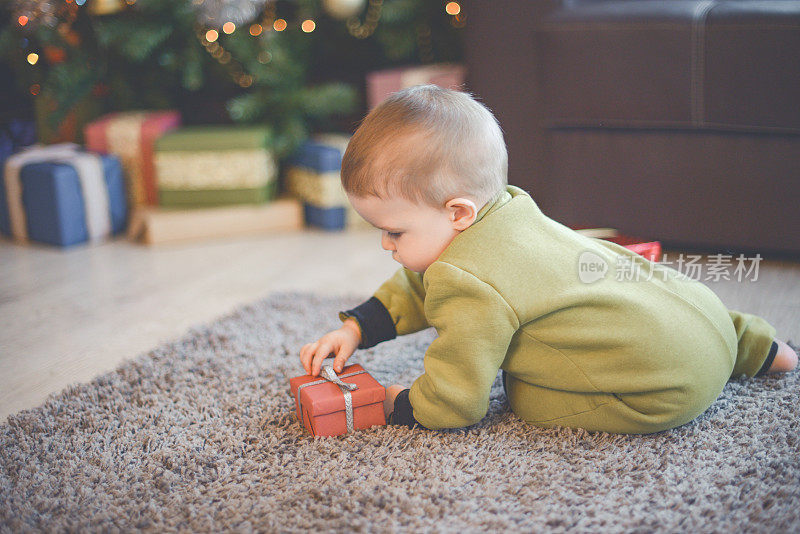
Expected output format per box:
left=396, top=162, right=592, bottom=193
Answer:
left=222, top=21, right=236, bottom=34
left=18, top=15, right=29, bottom=26
left=445, top=2, right=460, bottom=15
left=273, top=18, right=287, bottom=31
left=195, top=24, right=256, bottom=89
left=301, top=19, right=315, bottom=33
left=249, top=1, right=276, bottom=36
left=27, top=52, right=39, bottom=65
left=346, top=0, right=383, bottom=39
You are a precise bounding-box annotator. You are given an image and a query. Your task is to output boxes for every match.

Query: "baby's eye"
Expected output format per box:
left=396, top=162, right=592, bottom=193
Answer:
left=387, top=231, right=403, bottom=239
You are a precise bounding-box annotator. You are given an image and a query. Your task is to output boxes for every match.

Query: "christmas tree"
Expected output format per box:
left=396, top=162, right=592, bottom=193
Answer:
left=1, top=0, right=465, bottom=157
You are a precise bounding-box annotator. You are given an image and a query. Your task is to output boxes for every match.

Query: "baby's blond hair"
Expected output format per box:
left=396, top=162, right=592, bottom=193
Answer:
left=341, top=85, right=508, bottom=208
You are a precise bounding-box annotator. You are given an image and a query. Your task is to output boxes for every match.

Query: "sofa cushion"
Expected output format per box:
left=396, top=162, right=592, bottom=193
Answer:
left=705, top=1, right=800, bottom=131
left=536, top=0, right=800, bottom=133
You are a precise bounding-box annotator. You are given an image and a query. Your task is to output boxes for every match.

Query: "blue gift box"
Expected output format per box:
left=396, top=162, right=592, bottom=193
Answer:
left=0, top=154, right=128, bottom=247
left=287, top=141, right=343, bottom=174
left=303, top=204, right=347, bottom=230
left=286, top=136, right=369, bottom=231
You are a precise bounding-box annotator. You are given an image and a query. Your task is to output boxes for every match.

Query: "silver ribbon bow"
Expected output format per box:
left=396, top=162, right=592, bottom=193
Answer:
left=297, top=365, right=365, bottom=434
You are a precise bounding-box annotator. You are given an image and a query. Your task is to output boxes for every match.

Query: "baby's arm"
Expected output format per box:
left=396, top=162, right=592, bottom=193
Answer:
left=297, top=268, right=427, bottom=376
left=299, top=267, right=428, bottom=380
left=340, top=268, right=429, bottom=349
left=401, top=262, right=519, bottom=429
left=299, top=317, right=362, bottom=376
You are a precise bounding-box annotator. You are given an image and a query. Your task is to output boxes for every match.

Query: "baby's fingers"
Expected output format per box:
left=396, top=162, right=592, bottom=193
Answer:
left=332, top=346, right=350, bottom=374
left=311, top=342, right=335, bottom=376
left=300, top=342, right=318, bottom=375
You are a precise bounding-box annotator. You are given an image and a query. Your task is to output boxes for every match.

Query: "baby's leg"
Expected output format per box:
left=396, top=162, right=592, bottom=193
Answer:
left=502, top=372, right=691, bottom=434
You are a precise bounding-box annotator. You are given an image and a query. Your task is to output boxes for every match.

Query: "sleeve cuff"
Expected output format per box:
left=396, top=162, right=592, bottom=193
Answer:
left=339, top=296, right=397, bottom=349
left=388, top=389, right=426, bottom=430
left=756, top=340, right=779, bottom=377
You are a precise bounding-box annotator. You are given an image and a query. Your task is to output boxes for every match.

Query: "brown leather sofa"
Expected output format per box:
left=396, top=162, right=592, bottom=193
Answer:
left=464, top=0, right=800, bottom=257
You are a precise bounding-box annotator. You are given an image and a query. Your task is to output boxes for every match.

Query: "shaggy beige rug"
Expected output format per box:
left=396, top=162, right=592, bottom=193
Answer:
left=1, top=293, right=798, bottom=532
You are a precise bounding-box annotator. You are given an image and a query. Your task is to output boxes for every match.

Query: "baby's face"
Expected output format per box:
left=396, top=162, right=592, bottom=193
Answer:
left=348, top=194, right=459, bottom=273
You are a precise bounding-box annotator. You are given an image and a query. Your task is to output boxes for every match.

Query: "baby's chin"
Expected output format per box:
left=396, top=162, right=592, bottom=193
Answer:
left=399, top=261, right=430, bottom=274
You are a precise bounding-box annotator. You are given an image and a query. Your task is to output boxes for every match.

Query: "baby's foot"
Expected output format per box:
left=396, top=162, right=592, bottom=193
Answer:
left=767, top=339, right=799, bottom=373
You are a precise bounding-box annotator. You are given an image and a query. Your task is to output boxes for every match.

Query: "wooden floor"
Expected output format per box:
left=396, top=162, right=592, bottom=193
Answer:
left=2, top=230, right=799, bottom=422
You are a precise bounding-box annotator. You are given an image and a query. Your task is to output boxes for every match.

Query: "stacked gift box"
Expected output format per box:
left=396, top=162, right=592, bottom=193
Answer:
left=285, top=135, right=370, bottom=231
left=154, top=126, right=278, bottom=208
left=1, top=143, right=127, bottom=247
left=1, top=117, right=301, bottom=247
left=122, top=124, right=303, bottom=244
left=84, top=111, right=181, bottom=206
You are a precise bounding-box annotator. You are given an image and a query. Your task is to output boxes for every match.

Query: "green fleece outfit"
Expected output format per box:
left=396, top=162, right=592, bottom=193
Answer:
left=342, top=186, right=777, bottom=434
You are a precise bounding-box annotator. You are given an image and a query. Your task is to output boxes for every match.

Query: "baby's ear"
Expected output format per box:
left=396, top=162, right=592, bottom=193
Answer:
left=445, top=197, right=478, bottom=231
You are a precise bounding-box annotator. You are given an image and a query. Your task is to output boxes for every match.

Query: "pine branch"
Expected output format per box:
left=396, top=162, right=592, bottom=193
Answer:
left=297, top=83, right=358, bottom=118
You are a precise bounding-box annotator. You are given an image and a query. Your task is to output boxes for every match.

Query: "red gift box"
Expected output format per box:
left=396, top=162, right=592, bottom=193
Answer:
left=573, top=227, right=662, bottom=262
left=289, top=364, right=386, bottom=437
left=603, top=235, right=662, bottom=262
left=84, top=111, right=181, bottom=206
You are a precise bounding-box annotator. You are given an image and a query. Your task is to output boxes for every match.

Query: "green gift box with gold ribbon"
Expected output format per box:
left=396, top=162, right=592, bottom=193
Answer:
left=154, top=126, right=277, bottom=208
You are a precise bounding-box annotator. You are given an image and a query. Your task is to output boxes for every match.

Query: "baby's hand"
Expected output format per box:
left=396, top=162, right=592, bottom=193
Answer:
left=299, top=318, right=362, bottom=376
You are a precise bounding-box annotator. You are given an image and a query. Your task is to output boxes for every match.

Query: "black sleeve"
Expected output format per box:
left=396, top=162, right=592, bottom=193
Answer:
left=388, top=389, right=427, bottom=430
left=339, top=296, right=397, bottom=349
left=755, top=341, right=779, bottom=377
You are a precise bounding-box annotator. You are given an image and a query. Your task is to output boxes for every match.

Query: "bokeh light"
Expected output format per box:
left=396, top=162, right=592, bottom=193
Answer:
left=301, top=19, right=315, bottom=33
left=205, top=29, right=218, bottom=42
left=273, top=19, right=287, bottom=32
left=445, top=2, right=461, bottom=15
left=222, top=22, right=236, bottom=34
left=249, top=24, right=263, bottom=36
left=27, top=53, right=39, bottom=65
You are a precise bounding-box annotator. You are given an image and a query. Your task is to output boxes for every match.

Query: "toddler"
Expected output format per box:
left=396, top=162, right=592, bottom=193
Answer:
left=299, top=85, right=797, bottom=434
